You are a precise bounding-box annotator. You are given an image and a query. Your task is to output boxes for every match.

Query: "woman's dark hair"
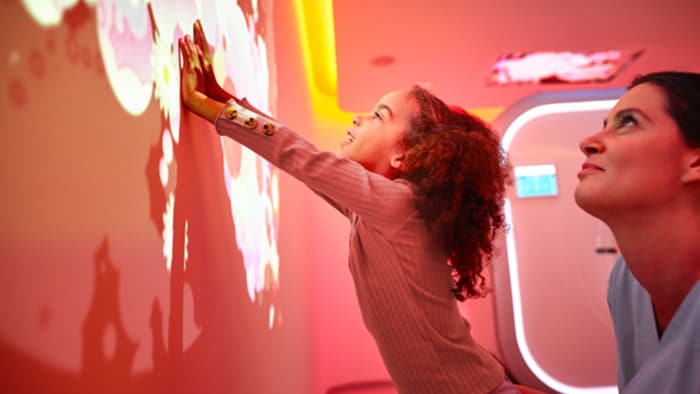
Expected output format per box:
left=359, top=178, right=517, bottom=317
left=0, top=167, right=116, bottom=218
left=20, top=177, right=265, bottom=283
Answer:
left=400, top=85, right=511, bottom=301
left=629, top=71, right=700, bottom=147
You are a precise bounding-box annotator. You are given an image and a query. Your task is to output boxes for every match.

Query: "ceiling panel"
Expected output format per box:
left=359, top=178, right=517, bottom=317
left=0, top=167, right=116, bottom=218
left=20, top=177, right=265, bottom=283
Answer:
left=332, top=0, right=700, bottom=112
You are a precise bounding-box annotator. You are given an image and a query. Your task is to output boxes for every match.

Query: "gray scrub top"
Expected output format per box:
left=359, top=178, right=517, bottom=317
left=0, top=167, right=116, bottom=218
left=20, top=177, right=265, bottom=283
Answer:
left=608, top=255, right=700, bottom=393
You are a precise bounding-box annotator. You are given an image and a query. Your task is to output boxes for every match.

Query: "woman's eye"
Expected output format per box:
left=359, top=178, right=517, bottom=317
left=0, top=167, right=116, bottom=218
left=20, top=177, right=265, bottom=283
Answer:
left=374, top=111, right=382, bottom=120
left=619, top=114, right=637, bottom=128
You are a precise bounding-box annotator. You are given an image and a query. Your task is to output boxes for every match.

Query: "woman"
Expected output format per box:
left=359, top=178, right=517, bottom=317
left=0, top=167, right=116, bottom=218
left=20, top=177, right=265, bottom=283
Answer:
left=180, top=20, right=516, bottom=394
left=575, top=71, right=700, bottom=393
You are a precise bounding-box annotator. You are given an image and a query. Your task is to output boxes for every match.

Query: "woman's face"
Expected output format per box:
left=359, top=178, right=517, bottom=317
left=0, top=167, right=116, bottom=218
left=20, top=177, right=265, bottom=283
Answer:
left=574, top=82, right=695, bottom=219
left=340, top=89, right=418, bottom=178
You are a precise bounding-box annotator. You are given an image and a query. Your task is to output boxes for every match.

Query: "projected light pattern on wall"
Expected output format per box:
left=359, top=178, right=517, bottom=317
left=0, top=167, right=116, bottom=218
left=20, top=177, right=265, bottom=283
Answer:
left=20, top=0, right=281, bottom=329
left=22, top=0, right=98, bottom=27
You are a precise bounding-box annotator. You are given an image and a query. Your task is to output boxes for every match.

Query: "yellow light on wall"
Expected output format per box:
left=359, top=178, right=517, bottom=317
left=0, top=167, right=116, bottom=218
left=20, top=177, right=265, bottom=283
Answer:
left=293, top=0, right=351, bottom=125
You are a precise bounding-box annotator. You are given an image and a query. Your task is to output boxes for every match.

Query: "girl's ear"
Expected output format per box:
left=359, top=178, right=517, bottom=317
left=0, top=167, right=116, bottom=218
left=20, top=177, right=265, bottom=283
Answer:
left=390, top=151, right=406, bottom=172
left=681, top=148, right=700, bottom=185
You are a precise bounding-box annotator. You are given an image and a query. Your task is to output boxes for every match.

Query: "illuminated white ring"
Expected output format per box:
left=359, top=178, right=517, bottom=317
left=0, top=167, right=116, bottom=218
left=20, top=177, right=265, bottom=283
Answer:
left=501, top=99, right=618, bottom=394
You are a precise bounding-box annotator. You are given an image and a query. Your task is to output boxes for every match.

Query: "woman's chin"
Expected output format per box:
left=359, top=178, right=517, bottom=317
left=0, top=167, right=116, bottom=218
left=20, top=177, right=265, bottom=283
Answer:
left=574, top=186, right=606, bottom=218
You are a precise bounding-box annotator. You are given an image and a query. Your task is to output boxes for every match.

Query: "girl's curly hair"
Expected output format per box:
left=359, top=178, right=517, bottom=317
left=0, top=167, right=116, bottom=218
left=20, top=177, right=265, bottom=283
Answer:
left=398, top=85, right=511, bottom=301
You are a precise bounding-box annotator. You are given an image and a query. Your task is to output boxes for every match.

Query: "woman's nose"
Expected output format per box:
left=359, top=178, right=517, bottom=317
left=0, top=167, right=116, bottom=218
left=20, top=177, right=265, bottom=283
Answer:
left=579, top=133, right=604, bottom=156
left=352, top=115, right=359, bottom=126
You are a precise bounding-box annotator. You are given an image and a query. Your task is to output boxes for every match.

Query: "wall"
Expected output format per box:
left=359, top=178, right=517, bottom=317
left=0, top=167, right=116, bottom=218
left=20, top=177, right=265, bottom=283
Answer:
left=1, top=1, right=312, bottom=393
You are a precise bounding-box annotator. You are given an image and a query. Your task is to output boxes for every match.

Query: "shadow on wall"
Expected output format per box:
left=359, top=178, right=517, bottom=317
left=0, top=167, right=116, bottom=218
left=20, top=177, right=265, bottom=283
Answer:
left=2, top=110, right=283, bottom=394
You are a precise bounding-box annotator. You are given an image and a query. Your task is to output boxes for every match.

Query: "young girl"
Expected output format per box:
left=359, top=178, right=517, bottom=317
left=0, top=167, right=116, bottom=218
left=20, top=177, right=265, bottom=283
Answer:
left=180, top=20, right=515, bottom=394
left=575, top=71, right=700, bottom=393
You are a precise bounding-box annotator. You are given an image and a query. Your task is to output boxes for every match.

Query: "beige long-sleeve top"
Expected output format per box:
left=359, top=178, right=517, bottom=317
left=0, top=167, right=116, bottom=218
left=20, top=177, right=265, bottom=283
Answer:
left=215, top=101, right=505, bottom=394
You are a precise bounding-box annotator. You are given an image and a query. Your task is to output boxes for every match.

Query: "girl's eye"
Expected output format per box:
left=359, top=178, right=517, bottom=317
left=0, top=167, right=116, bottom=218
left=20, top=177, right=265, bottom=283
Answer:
left=374, top=111, right=382, bottom=120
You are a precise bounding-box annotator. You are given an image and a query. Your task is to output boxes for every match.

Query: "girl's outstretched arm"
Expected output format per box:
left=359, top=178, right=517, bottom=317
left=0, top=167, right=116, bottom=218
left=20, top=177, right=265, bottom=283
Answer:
left=180, top=21, right=413, bottom=230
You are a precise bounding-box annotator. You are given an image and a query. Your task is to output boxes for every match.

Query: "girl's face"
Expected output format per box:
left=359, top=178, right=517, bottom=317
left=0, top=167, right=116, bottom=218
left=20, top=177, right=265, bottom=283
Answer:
left=340, top=89, right=419, bottom=179
left=574, top=82, right=697, bottom=219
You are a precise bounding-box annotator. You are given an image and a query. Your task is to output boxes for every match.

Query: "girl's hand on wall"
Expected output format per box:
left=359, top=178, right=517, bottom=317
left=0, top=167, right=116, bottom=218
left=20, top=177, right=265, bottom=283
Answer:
left=179, top=35, right=224, bottom=124
left=192, top=19, right=230, bottom=103
left=179, top=35, right=205, bottom=111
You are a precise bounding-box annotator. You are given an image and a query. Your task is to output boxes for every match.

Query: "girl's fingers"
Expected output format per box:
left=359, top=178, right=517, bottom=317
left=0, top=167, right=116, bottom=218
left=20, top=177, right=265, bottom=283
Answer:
left=193, top=19, right=212, bottom=58
left=181, top=36, right=199, bottom=70
left=194, top=20, right=205, bottom=45
left=178, top=36, right=201, bottom=75
left=196, top=46, right=204, bottom=66
left=193, top=20, right=201, bottom=43
left=182, top=37, right=193, bottom=59
left=178, top=38, right=188, bottom=67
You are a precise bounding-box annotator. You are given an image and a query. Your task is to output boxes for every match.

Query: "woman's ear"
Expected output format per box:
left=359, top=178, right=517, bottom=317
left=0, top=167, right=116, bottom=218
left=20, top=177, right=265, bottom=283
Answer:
left=681, top=148, right=700, bottom=185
